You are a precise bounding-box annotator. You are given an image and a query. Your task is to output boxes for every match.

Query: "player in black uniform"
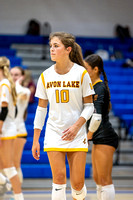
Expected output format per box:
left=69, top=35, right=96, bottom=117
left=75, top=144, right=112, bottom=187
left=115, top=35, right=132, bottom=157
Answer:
left=84, top=54, right=118, bottom=200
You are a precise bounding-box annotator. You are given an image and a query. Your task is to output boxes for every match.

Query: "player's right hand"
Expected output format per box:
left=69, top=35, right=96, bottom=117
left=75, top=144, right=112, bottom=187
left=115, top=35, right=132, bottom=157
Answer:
left=32, top=141, right=40, bottom=160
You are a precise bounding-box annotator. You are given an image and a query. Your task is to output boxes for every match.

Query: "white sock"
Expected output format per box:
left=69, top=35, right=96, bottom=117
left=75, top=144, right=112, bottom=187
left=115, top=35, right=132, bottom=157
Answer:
left=96, top=184, right=102, bottom=200
left=0, top=173, right=6, bottom=184
left=14, top=193, right=24, bottom=200
left=52, top=183, right=66, bottom=200
left=101, top=184, right=115, bottom=200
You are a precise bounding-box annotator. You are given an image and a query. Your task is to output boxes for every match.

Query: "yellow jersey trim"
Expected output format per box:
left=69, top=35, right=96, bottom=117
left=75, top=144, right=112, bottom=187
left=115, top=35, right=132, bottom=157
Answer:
left=1, top=83, right=11, bottom=93
left=17, top=133, right=27, bottom=137
left=44, top=148, right=88, bottom=152
left=41, top=73, right=45, bottom=89
left=93, top=80, right=103, bottom=87
left=81, top=70, right=87, bottom=85
left=1, top=136, right=17, bottom=140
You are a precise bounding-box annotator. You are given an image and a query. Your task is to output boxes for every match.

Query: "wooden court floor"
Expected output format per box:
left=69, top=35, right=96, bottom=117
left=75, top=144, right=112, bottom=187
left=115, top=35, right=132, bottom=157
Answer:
left=3, top=189, right=133, bottom=200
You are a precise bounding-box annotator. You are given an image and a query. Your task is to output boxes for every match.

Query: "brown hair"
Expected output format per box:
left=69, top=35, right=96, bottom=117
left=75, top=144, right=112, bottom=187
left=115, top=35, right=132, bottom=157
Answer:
left=85, top=54, right=111, bottom=111
left=49, top=32, right=85, bottom=67
left=0, top=56, right=17, bottom=105
left=13, top=66, right=25, bottom=76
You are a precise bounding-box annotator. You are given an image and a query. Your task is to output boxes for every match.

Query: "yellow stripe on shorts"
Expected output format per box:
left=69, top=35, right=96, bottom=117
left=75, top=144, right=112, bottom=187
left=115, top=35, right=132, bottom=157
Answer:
left=44, top=147, right=88, bottom=152
left=1, top=136, right=17, bottom=140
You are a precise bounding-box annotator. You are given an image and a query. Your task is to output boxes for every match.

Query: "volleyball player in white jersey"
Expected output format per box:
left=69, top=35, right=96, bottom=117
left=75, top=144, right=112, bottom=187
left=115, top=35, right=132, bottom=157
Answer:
left=0, top=57, right=24, bottom=200
left=11, top=66, right=31, bottom=184
left=32, top=32, right=95, bottom=200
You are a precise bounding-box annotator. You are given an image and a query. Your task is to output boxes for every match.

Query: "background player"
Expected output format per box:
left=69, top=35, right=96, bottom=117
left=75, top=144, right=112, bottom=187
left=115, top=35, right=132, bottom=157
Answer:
left=11, top=66, right=31, bottom=185
left=0, top=57, right=24, bottom=200
left=84, top=54, right=119, bottom=200
left=32, top=32, right=95, bottom=200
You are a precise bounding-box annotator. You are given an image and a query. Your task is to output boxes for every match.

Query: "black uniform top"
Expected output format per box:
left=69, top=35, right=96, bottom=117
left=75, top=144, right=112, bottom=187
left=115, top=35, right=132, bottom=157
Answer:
left=87, top=80, right=118, bottom=144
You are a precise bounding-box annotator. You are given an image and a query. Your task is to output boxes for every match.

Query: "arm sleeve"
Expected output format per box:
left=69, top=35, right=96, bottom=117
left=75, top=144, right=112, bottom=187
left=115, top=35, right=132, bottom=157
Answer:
left=34, top=106, right=47, bottom=130
left=82, top=71, right=95, bottom=97
left=35, top=73, right=48, bottom=100
left=88, top=113, right=102, bottom=132
left=80, top=103, right=94, bottom=121
left=0, top=107, right=8, bottom=121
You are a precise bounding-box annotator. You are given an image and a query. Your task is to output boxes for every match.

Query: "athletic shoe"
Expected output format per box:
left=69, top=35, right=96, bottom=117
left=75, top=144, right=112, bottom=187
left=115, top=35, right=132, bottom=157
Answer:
left=9, top=197, right=14, bottom=200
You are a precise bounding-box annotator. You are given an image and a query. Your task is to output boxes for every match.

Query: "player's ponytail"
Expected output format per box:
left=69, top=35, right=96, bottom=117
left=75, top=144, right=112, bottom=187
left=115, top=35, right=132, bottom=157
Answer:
left=102, top=69, right=111, bottom=111
left=0, top=56, right=17, bottom=105
left=69, top=42, right=85, bottom=67
left=3, top=66, right=17, bottom=105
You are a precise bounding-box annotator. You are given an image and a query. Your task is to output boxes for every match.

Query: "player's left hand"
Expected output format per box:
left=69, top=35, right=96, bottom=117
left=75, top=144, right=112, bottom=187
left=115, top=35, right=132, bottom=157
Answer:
left=87, top=131, right=93, bottom=141
left=0, top=127, right=2, bottom=135
left=17, top=76, right=24, bottom=85
left=62, top=125, right=79, bottom=141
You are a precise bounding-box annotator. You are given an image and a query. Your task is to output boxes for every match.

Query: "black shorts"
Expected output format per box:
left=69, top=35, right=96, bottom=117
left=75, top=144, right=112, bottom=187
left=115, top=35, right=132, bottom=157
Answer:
left=92, top=136, right=119, bottom=149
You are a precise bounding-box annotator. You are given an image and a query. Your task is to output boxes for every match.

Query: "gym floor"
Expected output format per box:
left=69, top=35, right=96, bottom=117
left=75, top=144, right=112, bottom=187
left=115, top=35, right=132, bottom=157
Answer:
left=3, top=178, right=133, bottom=200
left=4, top=189, right=133, bottom=200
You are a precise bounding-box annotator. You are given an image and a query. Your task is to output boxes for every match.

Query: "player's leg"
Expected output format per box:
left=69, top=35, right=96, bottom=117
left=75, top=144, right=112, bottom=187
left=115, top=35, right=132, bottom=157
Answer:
left=67, top=151, right=87, bottom=200
left=47, top=151, right=66, bottom=200
left=14, top=137, right=26, bottom=183
left=0, top=159, right=12, bottom=198
left=0, top=139, right=24, bottom=200
left=93, top=144, right=115, bottom=200
left=91, top=144, right=102, bottom=200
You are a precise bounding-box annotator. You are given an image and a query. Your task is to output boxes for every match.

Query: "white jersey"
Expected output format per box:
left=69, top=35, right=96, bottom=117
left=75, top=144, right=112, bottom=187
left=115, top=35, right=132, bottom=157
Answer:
left=15, top=81, right=31, bottom=137
left=35, top=63, right=95, bottom=152
left=0, top=78, right=17, bottom=139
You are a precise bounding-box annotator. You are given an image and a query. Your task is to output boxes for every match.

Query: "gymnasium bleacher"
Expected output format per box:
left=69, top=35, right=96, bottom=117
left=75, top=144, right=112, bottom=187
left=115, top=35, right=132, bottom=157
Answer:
left=0, top=34, right=133, bottom=179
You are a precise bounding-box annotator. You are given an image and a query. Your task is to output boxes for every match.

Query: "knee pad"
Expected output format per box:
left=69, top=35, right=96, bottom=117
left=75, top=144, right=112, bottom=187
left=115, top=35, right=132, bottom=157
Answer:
left=72, top=184, right=87, bottom=200
left=52, top=183, right=66, bottom=200
left=3, top=167, right=17, bottom=180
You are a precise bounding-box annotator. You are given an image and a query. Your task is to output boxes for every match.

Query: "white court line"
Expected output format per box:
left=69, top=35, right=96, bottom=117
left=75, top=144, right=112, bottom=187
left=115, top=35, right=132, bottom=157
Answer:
left=4, top=190, right=133, bottom=200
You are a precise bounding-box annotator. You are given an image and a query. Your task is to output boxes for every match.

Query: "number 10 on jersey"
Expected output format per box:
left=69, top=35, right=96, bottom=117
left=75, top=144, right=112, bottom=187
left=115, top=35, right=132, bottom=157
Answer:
left=55, top=89, right=69, bottom=103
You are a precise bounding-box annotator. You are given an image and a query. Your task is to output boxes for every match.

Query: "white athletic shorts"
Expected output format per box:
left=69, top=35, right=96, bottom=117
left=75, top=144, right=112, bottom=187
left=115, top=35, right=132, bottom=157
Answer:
left=15, top=120, right=27, bottom=137
left=0, top=116, right=17, bottom=140
left=43, top=126, right=88, bottom=152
